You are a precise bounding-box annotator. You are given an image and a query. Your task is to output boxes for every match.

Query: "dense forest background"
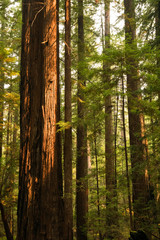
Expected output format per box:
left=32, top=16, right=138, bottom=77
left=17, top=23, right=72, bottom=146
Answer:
left=1, top=0, right=160, bottom=239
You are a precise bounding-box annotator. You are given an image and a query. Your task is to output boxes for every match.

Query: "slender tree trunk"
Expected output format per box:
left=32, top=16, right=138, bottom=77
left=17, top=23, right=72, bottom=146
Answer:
left=104, top=2, right=114, bottom=188
left=64, top=0, right=73, bottom=239
left=5, top=107, right=13, bottom=232
left=121, top=71, right=133, bottom=230
left=114, top=93, right=118, bottom=192
left=94, top=125, right=103, bottom=240
left=124, top=0, right=149, bottom=230
left=10, top=108, right=19, bottom=237
left=56, top=2, right=64, bottom=235
left=18, top=0, right=64, bottom=239
left=104, top=0, right=116, bottom=238
left=76, top=0, right=88, bottom=239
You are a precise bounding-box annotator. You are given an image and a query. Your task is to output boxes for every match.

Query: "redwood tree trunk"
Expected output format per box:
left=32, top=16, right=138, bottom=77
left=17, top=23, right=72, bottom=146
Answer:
left=76, top=0, right=88, bottom=239
left=104, top=0, right=114, bottom=195
left=64, top=0, right=73, bottom=239
left=104, top=0, right=116, bottom=238
left=18, top=0, right=64, bottom=239
left=124, top=0, right=149, bottom=230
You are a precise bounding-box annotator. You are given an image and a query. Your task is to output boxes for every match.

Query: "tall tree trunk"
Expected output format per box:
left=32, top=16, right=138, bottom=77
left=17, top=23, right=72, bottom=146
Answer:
left=56, top=2, right=64, bottom=235
left=124, top=0, right=149, bottom=230
left=10, top=109, right=18, bottom=237
left=76, top=0, right=88, bottom=239
left=104, top=0, right=116, bottom=238
left=114, top=91, right=119, bottom=193
left=5, top=106, right=13, bottom=232
left=121, top=72, right=133, bottom=230
left=64, top=0, right=73, bottom=239
left=94, top=123, right=103, bottom=240
left=18, top=0, right=64, bottom=239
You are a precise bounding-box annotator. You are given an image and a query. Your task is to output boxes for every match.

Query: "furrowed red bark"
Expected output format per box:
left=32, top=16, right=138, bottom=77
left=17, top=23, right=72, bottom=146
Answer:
left=18, top=0, right=64, bottom=239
